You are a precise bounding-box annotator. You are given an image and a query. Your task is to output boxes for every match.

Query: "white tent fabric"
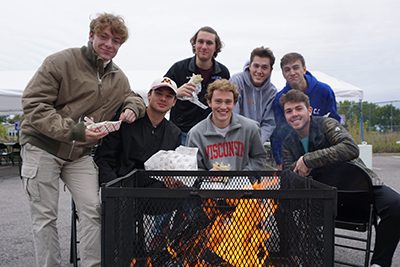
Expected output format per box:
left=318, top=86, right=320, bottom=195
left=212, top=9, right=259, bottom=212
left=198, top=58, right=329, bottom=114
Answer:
left=0, top=69, right=363, bottom=115
left=311, top=71, right=363, bottom=101
left=0, top=71, right=34, bottom=115
left=269, top=70, right=363, bottom=101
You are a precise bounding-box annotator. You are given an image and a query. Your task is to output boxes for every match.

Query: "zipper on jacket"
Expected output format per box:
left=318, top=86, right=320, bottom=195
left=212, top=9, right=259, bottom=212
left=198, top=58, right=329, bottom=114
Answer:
left=97, top=71, right=102, bottom=85
left=68, top=141, right=76, bottom=160
left=67, top=116, right=83, bottom=160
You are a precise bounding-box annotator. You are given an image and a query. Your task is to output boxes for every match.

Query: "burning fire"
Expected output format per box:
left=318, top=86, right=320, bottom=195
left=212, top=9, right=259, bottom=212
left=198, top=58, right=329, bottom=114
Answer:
left=131, top=176, right=280, bottom=267
left=192, top=177, right=279, bottom=266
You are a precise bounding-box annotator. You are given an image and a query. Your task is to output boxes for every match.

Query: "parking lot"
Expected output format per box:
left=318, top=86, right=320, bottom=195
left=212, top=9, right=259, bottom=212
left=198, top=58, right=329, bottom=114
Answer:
left=0, top=153, right=399, bottom=266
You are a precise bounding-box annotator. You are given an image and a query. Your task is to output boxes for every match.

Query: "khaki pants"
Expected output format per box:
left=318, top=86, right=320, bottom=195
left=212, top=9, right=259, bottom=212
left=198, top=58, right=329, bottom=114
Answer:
left=21, top=143, right=101, bottom=267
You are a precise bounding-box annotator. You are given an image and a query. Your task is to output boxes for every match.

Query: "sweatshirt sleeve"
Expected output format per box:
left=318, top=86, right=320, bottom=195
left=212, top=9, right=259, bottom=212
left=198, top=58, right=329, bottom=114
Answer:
left=326, top=89, right=341, bottom=122
left=244, top=126, right=267, bottom=170
left=270, top=94, right=287, bottom=165
left=260, top=89, right=277, bottom=142
left=230, top=74, right=242, bottom=115
left=186, top=129, right=207, bottom=170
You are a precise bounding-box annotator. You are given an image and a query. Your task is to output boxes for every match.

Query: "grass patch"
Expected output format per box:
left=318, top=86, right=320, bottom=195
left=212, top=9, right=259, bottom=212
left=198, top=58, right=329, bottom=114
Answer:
left=346, top=118, right=400, bottom=153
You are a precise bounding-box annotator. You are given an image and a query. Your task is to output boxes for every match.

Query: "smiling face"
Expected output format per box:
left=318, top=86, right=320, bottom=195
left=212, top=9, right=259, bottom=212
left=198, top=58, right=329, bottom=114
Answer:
left=89, top=26, right=123, bottom=61
left=281, top=59, right=307, bottom=90
left=208, top=89, right=235, bottom=128
left=148, top=87, right=176, bottom=114
left=249, top=56, right=273, bottom=87
left=283, top=101, right=312, bottom=138
left=194, top=31, right=217, bottom=63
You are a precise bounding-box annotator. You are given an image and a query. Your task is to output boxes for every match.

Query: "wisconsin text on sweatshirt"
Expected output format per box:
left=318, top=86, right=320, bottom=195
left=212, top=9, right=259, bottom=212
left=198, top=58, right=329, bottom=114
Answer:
left=205, top=141, right=244, bottom=160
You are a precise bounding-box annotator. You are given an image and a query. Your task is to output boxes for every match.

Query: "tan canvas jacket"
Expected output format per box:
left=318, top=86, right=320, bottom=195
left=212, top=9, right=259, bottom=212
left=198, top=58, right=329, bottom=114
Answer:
left=20, top=43, right=145, bottom=160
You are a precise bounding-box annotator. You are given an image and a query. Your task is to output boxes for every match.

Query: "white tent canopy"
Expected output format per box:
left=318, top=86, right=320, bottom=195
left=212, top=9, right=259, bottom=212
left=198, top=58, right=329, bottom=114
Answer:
left=270, top=70, right=363, bottom=101
left=0, top=69, right=363, bottom=115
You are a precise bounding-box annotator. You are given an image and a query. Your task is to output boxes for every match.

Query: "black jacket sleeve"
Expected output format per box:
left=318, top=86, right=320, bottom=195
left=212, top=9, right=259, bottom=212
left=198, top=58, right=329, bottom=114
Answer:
left=94, top=130, right=121, bottom=184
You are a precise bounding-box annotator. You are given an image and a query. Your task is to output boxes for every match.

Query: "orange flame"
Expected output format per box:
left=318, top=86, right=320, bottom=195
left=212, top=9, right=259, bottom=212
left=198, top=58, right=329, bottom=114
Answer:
left=131, top=175, right=280, bottom=266
left=200, top=177, right=279, bottom=266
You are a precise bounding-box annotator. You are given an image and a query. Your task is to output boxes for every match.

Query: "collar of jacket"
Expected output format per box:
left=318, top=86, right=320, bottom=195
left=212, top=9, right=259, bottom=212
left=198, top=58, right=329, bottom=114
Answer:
left=188, top=56, right=222, bottom=74
left=287, top=116, right=324, bottom=150
left=81, top=41, right=119, bottom=77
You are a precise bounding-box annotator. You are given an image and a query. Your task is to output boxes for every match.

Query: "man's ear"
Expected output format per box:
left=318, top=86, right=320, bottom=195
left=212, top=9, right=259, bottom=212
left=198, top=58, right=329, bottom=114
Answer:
left=171, top=98, right=177, bottom=107
left=302, top=65, right=307, bottom=75
left=308, top=106, right=313, bottom=115
left=89, top=31, right=94, bottom=41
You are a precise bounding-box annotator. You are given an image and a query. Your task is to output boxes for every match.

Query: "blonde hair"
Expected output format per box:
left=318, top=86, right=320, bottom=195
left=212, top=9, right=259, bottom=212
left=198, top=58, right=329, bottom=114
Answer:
left=206, top=79, right=239, bottom=103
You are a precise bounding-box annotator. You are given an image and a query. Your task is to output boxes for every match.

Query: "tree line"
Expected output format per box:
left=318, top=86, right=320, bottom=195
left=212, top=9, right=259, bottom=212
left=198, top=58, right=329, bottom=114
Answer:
left=338, top=100, right=400, bottom=132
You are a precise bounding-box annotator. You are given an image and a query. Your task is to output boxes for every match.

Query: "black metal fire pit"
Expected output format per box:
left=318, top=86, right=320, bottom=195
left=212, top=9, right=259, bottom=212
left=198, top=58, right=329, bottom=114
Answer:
left=101, top=170, right=336, bottom=267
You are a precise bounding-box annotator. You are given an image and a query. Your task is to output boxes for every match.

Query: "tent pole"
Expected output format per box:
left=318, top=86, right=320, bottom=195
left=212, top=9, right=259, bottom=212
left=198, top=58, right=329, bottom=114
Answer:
left=359, top=100, right=364, bottom=142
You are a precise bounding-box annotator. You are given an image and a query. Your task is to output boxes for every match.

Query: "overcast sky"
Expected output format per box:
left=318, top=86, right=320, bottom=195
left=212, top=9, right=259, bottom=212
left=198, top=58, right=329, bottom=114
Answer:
left=1, top=0, right=399, bottom=102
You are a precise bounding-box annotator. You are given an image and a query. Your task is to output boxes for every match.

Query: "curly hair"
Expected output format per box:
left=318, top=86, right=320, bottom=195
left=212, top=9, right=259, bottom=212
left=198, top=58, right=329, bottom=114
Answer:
left=89, top=13, right=129, bottom=43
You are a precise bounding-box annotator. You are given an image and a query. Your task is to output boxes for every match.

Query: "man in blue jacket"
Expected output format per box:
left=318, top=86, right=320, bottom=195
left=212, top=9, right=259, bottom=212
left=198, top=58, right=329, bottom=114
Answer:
left=271, top=52, right=340, bottom=169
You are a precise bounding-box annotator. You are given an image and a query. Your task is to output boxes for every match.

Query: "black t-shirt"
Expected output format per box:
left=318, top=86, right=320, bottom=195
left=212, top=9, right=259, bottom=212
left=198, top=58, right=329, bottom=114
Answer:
left=165, top=56, right=230, bottom=132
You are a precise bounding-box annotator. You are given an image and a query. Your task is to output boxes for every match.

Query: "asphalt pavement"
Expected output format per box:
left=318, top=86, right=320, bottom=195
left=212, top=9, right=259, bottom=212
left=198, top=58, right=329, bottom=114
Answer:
left=0, top=154, right=399, bottom=267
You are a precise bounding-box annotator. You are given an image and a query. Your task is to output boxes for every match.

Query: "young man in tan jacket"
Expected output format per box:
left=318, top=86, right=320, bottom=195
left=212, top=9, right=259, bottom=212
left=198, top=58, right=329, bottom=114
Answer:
left=20, top=13, right=145, bottom=267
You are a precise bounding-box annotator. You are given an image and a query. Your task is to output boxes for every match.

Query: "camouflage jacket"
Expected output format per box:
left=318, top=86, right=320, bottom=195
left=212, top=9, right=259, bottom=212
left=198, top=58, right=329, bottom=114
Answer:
left=282, top=117, right=382, bottom=186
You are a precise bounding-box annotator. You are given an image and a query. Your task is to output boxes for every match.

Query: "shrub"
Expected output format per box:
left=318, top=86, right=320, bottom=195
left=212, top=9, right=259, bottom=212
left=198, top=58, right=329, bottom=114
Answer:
left=346, top=117, right=400, bottom=153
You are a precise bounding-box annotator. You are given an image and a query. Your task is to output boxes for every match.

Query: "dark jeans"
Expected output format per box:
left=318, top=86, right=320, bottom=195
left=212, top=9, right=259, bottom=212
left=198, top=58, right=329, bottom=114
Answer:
left=371, top=185, right=400, bottom=267
left=180, top=132, right=188, bottom=146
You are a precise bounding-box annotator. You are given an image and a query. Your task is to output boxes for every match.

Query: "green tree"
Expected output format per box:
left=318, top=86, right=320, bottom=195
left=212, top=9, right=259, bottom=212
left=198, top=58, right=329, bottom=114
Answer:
left=338, top=101, right=400, bottom=132
left=0, top=124, right=8, bottom=141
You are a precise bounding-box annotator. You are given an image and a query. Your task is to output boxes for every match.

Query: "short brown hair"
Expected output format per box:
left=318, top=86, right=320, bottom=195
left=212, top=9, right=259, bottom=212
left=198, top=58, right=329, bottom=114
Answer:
left=280, top=52, right=305, bottom=69
left=90, top=13, right=129, bottom=43
left=206, top=79, right=239, bottom=103
left=250, top=46, right=275, bottom=67
left=190, top=26, right=223, bottom=58
left=279, top=89, right=310, bottom=108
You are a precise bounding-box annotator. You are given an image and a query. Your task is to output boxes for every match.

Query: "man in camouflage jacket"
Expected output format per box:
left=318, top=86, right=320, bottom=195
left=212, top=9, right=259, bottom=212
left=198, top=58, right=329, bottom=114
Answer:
left=281, top=89, right=400, bottom=267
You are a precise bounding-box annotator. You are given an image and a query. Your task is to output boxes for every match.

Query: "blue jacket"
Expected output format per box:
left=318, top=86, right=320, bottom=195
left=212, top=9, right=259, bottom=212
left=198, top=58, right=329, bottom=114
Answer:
left=230, top=62, right=277, bottom=143
left=271, top=70, right=340, bottom=165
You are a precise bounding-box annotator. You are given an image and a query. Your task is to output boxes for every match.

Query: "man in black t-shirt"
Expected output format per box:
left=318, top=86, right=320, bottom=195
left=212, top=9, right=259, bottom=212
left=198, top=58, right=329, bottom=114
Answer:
left=165, top=26, right=230, bottom=144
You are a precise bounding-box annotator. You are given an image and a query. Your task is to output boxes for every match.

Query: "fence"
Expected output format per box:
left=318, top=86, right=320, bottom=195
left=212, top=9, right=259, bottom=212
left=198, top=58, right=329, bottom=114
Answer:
left=337, top=100, right=400, bottom=133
